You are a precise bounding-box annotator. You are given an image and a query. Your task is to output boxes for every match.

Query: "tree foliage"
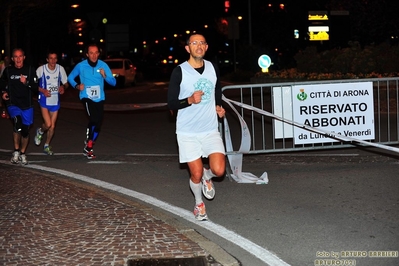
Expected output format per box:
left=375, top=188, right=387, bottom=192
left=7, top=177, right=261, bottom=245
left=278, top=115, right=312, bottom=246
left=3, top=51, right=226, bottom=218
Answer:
left=1, top=0, right=65, bottom=63
left=326, top=0, right=399, bottom=45
left=294, top=42, right=399, bottom=74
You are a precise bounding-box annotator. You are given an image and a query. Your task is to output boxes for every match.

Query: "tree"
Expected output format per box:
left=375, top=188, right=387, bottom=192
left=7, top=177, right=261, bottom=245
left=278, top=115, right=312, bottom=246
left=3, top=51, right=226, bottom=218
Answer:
left=326, top=0, right=397, bottom=46
left=0, top=0, right=60, bottom=61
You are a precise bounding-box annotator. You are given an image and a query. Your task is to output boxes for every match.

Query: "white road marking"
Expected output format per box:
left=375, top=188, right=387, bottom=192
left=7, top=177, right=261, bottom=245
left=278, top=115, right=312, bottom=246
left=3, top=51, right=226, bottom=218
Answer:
left=28, top=152, right=83, bottom=156
left=126, top=153, right=178, bottom=157
left=1, top=161, right=290, bottom=266
left=87, top=161, right=126, bottom=164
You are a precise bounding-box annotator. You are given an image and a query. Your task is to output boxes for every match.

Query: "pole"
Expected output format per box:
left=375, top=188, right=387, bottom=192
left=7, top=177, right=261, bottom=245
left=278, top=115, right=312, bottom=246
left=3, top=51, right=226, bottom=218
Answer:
left=248, top=0, right=252, bottom=45
left=233, top=16, right=237, bottom=72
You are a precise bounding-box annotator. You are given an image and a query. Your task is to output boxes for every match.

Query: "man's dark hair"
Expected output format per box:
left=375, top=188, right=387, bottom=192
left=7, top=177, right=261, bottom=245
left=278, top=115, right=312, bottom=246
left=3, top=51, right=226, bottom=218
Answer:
left=186, top=32, right=206, bottom=45
left=46, top=50, right=59, bottom=58
left=12, top=48, right=25, bottom=56
left=85, top=43, right=100, bottom=54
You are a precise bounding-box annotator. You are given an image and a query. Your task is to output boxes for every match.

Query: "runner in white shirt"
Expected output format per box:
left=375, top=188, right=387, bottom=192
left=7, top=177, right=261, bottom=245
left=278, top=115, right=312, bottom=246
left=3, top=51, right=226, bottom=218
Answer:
left=167, top=33, right=226, bottom=221
left=34, top=51, right=69, bottom=155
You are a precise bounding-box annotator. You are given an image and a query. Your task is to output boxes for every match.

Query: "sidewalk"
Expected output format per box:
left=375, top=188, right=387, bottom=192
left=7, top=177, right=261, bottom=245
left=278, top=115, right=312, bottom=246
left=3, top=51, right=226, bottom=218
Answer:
left=0, top=87, right=240, bottom=265
left=0, top=164, right=236, bottom=266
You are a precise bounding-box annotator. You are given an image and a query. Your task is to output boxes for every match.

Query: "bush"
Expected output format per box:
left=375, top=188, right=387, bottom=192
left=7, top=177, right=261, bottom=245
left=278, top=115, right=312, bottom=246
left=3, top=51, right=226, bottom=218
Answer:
left=252, top=42, right=399, bottom=82
left=295, top=42, right=399, bottom=75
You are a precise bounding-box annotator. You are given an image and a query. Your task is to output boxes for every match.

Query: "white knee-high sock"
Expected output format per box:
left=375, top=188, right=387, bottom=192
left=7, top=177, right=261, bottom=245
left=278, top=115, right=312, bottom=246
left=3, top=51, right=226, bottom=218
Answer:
left=203, top=168, right=216, bottom=181
left=189, top=179, right=203, bottom=205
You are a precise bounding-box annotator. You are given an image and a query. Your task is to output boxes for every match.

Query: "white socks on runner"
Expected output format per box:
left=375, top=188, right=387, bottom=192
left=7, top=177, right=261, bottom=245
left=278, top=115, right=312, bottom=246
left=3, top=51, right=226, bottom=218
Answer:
left=203, top=168, right=215, bottom=181
left=189, top=179, right=203, bottom=205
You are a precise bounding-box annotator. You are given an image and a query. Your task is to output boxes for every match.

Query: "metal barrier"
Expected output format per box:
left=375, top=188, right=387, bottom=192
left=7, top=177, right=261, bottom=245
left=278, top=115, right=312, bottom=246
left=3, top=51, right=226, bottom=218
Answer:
left=221, top=78, right=399, bottom=155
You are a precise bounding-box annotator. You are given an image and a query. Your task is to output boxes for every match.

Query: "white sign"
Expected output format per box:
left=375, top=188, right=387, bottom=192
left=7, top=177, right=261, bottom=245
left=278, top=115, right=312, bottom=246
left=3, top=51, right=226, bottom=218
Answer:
left=258, top=55, right=271, bottom=69
left=292, top=82, right=375, bottom=144
left=273, top=86, right=293, bottom=138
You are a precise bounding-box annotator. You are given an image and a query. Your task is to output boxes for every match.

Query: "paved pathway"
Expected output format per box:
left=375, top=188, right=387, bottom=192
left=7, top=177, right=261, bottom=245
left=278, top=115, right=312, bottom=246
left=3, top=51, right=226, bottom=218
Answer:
left=0, top=164, right=237, bottom=265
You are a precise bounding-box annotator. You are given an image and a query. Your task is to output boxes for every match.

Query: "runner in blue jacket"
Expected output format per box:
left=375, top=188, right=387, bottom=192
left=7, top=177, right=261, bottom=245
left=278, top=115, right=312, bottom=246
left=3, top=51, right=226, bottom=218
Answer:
left=67, top=44, right=116, bottom=159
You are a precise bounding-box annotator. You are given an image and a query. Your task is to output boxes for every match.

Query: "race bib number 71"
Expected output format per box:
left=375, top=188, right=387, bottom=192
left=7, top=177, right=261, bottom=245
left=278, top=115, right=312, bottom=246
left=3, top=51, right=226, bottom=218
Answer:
left=86, top=85, right=100, bottom=100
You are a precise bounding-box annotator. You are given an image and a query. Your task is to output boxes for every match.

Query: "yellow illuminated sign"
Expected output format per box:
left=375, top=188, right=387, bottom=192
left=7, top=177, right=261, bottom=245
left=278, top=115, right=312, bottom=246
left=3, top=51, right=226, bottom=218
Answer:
left=309, top=31, right=329, bottom=41
left=308, top=14, right=328, bottom=20
left=308, top=11, right=329, bottom=41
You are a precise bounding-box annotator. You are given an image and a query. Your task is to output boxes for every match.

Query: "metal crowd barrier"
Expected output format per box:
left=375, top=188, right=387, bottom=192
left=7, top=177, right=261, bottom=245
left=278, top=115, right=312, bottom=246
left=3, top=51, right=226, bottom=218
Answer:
left=221, top=78, right=399, bottom=155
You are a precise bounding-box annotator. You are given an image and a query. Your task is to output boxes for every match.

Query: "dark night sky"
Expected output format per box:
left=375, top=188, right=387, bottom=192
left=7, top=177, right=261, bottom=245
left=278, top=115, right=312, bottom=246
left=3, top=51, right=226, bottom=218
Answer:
left=2, top=0, right=398, bottom=66
left=74, top=0, right=368, bottom=46
left=4, top=0, right=398, bottom=45
left=78, top=0, right=225, bottom=40
left=70, top=0, right=312, bottom=52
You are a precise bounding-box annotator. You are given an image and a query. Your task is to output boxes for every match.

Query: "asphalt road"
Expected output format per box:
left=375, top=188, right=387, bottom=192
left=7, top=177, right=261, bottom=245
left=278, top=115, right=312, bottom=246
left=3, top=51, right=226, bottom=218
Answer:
left=1, top=82, right=398, bottom=266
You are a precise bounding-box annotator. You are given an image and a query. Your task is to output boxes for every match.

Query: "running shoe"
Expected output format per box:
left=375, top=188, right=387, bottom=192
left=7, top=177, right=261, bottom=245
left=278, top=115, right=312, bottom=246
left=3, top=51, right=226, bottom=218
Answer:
left=83, top=146, right=96, bottom=159
left=193, top=202, right=208, bottom=221
left=43, top=146, right=54, bottom=155
left=201, top=169, right=215, bottom=200
left=19, top=154, right=28, bottom=165
left=34, top=128, right=43, bottom=146
left=83, top=145, right=89, bottom=156
left=11, top=151, right=20, bottom=164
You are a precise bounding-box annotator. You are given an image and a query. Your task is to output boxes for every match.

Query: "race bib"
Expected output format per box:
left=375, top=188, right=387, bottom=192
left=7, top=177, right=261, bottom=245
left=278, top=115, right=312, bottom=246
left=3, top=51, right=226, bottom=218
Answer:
left=86, top=85, right=101, bottom=100
left=46, top=92, right=59, bottom=106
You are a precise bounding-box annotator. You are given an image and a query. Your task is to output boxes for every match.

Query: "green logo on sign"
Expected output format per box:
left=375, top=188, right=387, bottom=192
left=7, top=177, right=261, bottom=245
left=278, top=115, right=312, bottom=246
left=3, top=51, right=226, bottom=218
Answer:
left=297, top=88, right=307, bottom=101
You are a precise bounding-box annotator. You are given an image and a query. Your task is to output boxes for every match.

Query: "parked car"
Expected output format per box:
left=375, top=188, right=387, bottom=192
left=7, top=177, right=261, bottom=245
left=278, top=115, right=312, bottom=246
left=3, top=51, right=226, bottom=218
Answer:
left=104, top=58, right=136, bottom=88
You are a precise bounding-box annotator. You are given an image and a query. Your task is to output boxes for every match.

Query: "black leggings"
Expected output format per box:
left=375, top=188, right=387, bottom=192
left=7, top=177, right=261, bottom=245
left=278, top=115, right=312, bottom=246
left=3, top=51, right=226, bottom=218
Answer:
left=82, top=98, right=104, bottom=142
